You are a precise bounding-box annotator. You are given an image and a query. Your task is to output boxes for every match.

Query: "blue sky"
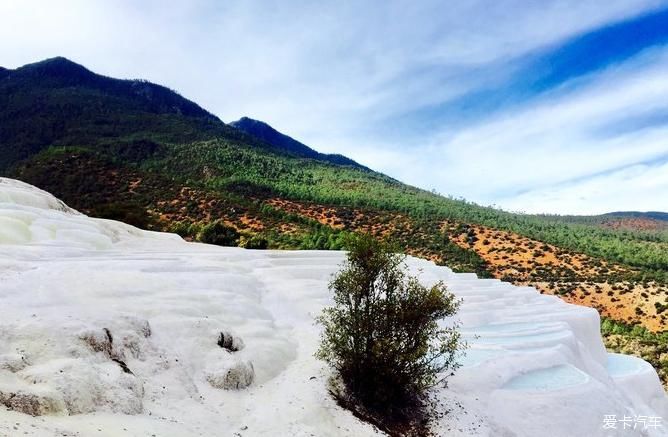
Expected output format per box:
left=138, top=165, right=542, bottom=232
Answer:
left=1, top=0, right=667, bottom=214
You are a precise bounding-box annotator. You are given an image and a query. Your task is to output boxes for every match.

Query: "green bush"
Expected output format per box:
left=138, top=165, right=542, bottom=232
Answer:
left=300, top=225, right=349, bottom=250
left=316, top=234, right=463, bottom=425
left=93, top=201, right=155, bottom=230
left=198, top=221, right=240, bottom=246
left=168, top=221, right=192, bottom=238
left=239, top=234, right=269, bottom=250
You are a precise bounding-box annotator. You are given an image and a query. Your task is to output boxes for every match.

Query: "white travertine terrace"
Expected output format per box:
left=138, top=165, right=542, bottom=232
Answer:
left=0, top=177, right=666, bottom=436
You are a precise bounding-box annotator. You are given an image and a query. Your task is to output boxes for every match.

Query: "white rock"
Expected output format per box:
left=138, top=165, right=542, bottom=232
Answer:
left=0, top=177, right=665, bottom=437
left=206, top=359, right=255, bottom=390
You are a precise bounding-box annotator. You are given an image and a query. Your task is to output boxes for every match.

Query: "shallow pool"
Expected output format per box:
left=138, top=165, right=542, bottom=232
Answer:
left=502, top=364, right=589, bottom=391
left=457, top=348, right=504, bottom=368
left=606, top=353, right=649, bottom=377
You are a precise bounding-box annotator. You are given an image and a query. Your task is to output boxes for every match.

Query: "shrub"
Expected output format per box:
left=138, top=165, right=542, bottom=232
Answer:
left=239, top=235, right=269, bottom=250
left=316, top=234, right=463, bottom=428
left=93, top=201, right=155, bottom=230
left=169, top=221, right=193, bottom=238
left=198, top=221, right=240, bottom=246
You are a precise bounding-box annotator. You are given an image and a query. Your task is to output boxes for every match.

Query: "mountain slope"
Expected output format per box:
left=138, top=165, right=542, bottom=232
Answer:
left=0, top=57, right=364, bottom=171
left=0, top=57, right=237, bottom=170
left=601, top=211, right=668, bottom=231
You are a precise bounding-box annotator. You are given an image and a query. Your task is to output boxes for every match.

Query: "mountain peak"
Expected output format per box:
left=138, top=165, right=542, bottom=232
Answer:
left=603, top=211, right=668, bottom=221
left=32, top=56, right=82, bottom=67
left=230, top=116, right=367, bottom=169
left=231, top=117, right=279, bottom=135
left=18, top=56, right=93, bottom=78
left=236, top=116, right=260, bottom=123
left=4, top=56, right=221, bottom=121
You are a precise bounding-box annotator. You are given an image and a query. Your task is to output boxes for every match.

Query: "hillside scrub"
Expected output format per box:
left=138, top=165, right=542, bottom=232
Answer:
left=198, top=221, right=240, bottom=246
left=316, top=234, right=463, bottom=433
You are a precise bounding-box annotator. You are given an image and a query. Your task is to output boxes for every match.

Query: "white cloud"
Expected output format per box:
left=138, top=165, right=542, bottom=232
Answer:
left=413, top=48, right=668, bottom=202
left=497, top=159, right=668, bottom=215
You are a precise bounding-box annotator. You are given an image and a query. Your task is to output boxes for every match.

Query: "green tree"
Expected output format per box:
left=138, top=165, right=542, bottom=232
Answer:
left=316, top=234, right=463, bottom=426
left=198, top=221, right=240, bottom=246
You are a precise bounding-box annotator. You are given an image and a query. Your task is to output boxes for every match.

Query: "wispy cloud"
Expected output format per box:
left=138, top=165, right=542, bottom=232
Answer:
left=1, top=0, right=667, bottom=214
left=415, top=47, right=668, bottom=201
left=499, top=157, right=668, bottom=214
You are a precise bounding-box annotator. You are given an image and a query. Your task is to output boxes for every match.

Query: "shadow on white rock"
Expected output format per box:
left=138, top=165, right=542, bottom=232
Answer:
left=0, top=384, right=67, bottom=416
left=206, top=358, right=255, bottom=390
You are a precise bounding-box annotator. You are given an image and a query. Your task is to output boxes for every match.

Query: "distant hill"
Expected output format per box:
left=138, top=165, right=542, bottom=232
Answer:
left=603, top=211, right=668, bottom=221
left=591, top=211, right=668, bottom=232
left=552, top=211, right=668, bottom=232
left=230, top=117, right=367, bottom=169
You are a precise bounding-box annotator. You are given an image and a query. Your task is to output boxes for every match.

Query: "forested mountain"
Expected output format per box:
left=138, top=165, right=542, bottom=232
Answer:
left=0, top=57, right=234, bottom=170
left=545, top=211, right=668, bottom=232
left=2, top=58, right=667, bottom=357
left=0, top=57, right=363, bottom=171
left=604, top=211, right=668, bottom=221
left=231, top=117, right=366, bottom=169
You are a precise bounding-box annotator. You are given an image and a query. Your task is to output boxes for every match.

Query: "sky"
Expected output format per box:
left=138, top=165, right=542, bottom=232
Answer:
left=1, top=0, right=667, bottom=215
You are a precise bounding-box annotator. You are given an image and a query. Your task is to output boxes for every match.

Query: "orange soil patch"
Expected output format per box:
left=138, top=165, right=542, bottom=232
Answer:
left=266, top=198, right=411, bottom=237
left=446, top=222, right=667, bottom=332
left=600, top=217, right=668, bottom=232
left=445, top=222, right=627, bottom=280
left=128, top=178, right=142, bottom=193
left=531, top=281, right=667, bottom=332
left=239, top=214, right=265, bottom=231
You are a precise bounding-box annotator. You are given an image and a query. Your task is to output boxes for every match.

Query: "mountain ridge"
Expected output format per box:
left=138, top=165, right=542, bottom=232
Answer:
left=230, top=116, right=368, bottom=169
left=3, top=56, right=220, bottom=120
left=603, top=211, right=668, bottom=221
left=0, top=57, right=366, bottom=172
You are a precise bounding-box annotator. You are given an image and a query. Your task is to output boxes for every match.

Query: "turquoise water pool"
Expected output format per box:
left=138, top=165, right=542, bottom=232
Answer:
left=503, top=364, right=589, bottom=391
left=606, top=353, right=648, bottom=377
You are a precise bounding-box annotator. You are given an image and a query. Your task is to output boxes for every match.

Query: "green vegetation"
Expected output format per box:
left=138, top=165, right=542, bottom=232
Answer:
left=316, top=234, right=463, bottom=433
left=239, top=235, right=269, bottom=250
left=438, top=237, right=491, bottom=278
left=141, top=139, right=668, bottom=279
left=298, top=224, right=350, bottom=250
left=198, top=221, right=241, bottom=246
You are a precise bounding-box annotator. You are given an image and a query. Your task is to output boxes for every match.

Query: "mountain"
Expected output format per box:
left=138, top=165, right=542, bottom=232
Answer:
left=1, top=58, right=667, bottom=378
left=596, top=211, right=668, bottom=232
left=550, top=211, right=668, bottom=232
left=1, top=177, right=665, bottom=436
left=0, top=57, right=361, bottom=171
left=230, top=117, right=367, bottom=169
left=0, top=57, right=235, bottom=170
left=604, top=211, right=668, bottom=221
